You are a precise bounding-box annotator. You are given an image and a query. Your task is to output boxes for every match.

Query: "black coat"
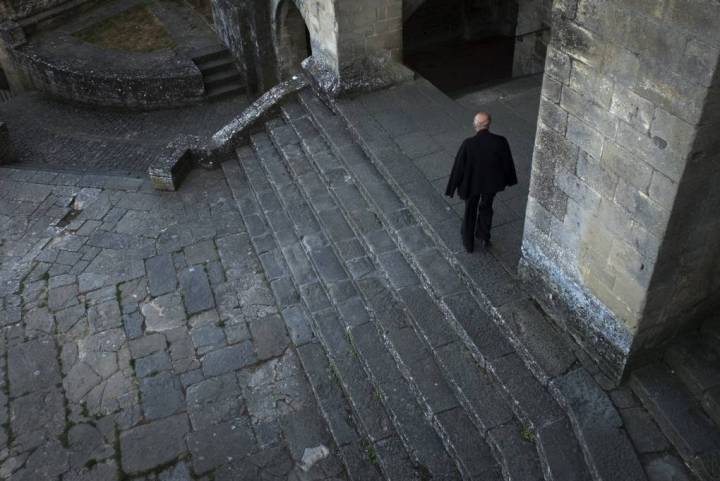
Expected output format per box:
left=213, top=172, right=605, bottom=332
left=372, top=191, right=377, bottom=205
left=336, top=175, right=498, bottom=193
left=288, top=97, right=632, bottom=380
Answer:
left=445, top=130, right=518, bottom=200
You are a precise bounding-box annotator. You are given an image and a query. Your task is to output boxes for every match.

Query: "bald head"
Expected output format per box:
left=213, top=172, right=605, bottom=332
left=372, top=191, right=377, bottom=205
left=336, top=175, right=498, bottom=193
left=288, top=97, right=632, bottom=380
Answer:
left=473, top=112, right=491, bottom=132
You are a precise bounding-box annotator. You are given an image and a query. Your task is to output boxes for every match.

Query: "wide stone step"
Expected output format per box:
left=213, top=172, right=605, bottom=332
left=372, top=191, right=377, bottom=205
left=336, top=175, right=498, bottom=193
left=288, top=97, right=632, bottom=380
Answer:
left=230, top=141, right=463, bottom=480
left=263, top=120, right=515, bottom=481
left=294, top=89, right=655, bottom=481
left=631, top=363, right=720, bottom=481
left=286, top=94, right=602, bottom=481
left=248, top=130, right=474, bottom=480
left=222, top=157, right=394, bottom=481
left=272, top=108, right=555, bottom=481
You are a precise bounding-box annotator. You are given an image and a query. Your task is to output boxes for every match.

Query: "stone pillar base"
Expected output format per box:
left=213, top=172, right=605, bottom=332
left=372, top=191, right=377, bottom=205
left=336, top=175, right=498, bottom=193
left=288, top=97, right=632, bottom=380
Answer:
left=302, top=55, right=414, bottom=98
left=518, top=250, right=633, bottom=384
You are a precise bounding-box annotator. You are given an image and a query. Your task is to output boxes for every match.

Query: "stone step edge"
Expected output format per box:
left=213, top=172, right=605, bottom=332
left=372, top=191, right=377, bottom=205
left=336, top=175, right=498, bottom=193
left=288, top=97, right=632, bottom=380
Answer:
left=263, top=119, right=525, bottom=481
left=221, top=158, right=393, bottom=481
left=249, top=130, right=468, bottom=480
left=294, top=91, right=645, bottom=481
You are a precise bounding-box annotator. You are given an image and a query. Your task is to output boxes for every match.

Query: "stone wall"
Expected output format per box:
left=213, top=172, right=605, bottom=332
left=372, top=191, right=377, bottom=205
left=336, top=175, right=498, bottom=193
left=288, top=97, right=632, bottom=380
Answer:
left=512, top=0, right=551, bottom=76
left=13, top=38, right=205, bottom=109
left=212, top=0, right=277, bottom=94
left=520, top=0, right=720, bottom=381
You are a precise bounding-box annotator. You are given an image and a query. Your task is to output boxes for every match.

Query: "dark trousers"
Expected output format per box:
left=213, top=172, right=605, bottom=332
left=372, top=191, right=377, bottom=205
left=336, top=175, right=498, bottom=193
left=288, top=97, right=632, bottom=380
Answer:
left=462, top=193, right=496, bottom=251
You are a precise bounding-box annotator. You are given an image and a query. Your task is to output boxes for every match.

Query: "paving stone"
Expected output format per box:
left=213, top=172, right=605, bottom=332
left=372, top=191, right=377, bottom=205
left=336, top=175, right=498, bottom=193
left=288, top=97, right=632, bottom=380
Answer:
left=186, top=373, right=244, bottom=429
left=8, top=338, right=61, bottom=397
left=249, top=314, right=291, bottom=360
left=135, top=351, right=173, bottom=378
left=179, top=267, right=215, bottom=315
left=145, top=254, right=177, bottom=297
left=140, top=372, right=185, bottom=420
left=157, top=462, right=193, bottom=481
left=185, top=239, right=219, bottom=265
left=64, top=361, right=102, bottom=402
left=120, top=414, right=190, bottom=474
left=10, top=388, right=66, bottom=451
left=191, top=324, right=226, bottom=353
left=377, top=250, right=419, bottom=289
left=202, top=341, right=257, bottom=377
left=281, top=305, right=315, bottom=346
left=188, top=419, right=257, bottom=474
left=129, top=334, right=167, bottom=359
left=141, top=293, right=186, bottom=332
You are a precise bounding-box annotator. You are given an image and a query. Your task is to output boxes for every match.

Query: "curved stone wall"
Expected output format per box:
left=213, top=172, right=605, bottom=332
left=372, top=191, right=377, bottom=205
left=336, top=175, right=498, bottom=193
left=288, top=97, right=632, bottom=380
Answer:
left=13, top=36, right=205, bottom=109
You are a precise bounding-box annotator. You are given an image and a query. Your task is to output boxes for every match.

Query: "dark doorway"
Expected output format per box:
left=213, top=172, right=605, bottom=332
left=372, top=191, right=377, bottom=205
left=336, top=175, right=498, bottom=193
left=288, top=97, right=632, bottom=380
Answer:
left=403, top=0, right=519, bottom=95
left=275, top=0, right=311, bottom=80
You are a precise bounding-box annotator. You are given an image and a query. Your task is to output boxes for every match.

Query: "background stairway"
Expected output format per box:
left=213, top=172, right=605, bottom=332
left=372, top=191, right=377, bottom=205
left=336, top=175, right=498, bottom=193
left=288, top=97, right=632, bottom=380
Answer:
left=191, top=46, right=245, bottom=100
left=220, top=87, right=709, bottom=481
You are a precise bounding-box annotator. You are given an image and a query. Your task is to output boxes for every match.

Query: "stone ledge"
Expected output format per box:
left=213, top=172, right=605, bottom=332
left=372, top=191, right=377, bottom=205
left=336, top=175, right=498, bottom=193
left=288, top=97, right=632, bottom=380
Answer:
left=148, top=136, right=202, bottom=191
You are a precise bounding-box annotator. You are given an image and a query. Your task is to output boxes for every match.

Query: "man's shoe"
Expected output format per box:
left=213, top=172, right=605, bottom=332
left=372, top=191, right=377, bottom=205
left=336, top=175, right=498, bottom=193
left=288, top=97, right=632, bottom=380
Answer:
left=480, top=239, right=492, bottom=250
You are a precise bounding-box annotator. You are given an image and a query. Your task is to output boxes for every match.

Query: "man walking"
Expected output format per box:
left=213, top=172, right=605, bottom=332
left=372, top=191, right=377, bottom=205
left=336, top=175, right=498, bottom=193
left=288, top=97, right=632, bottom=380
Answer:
left=445, top=112, right=517, bottom=253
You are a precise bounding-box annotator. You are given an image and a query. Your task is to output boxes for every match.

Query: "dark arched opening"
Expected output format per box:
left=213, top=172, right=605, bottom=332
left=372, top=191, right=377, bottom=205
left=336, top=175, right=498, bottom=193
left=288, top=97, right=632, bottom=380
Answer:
left=403, top=0, right=519, bottom=95
left=275, top=0, right=311, bottom=80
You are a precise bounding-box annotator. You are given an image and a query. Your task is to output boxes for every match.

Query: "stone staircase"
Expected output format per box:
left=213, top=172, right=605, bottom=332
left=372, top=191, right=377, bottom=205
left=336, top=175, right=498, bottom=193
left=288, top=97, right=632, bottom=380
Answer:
left=191, top=46, right=245, bottom=100
left=220, top=87, right=704, bottom=481
left=631, top=318, right=720, bottom=481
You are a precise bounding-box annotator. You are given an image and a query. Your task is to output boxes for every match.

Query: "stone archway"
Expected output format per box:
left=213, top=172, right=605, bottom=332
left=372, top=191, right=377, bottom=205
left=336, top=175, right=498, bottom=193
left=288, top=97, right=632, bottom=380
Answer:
left=274, top=0, right=311, bottom=80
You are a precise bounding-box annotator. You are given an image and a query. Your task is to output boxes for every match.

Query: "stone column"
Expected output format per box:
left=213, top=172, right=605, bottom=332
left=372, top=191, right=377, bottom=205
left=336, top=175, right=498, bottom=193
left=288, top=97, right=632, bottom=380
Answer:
left=520, top=0, right=720, bottom=382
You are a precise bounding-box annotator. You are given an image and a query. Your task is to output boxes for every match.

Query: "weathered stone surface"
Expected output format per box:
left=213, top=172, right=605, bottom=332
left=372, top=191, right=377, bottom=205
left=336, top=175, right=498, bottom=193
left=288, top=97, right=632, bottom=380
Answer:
left=141, top=293, right=186, bottom=332
left=120, top=414, right=190, bottom=474
left=8, top=338, right=61, bottom=397
left=140, top=372, right=185, bottom=420
left=146, top=254, right=177, bottom=297
left=249, top=314, right=291, bottom=360
left=187, top=419, right=257, bottom=474
left=201, top=341, right=257, bottom=376
left=552, top=368, right=647, bottom=481
left=632, top=364, right=720, bottom=478
left=186, top=373, right=244, bottom=429
left=180, top=267, right=215, bottom=315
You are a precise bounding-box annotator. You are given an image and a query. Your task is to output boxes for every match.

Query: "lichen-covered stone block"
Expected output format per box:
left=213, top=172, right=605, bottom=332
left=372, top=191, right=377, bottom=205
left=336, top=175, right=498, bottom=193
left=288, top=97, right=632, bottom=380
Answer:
left=148, top=136, right=201, bottom=191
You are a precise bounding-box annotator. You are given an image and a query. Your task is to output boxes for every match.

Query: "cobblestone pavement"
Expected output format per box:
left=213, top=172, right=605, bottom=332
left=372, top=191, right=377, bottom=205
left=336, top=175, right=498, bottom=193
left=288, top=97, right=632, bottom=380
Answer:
left=0, top=92, right=248, bottom=176
left=0, top=166, right=349, bottom=481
